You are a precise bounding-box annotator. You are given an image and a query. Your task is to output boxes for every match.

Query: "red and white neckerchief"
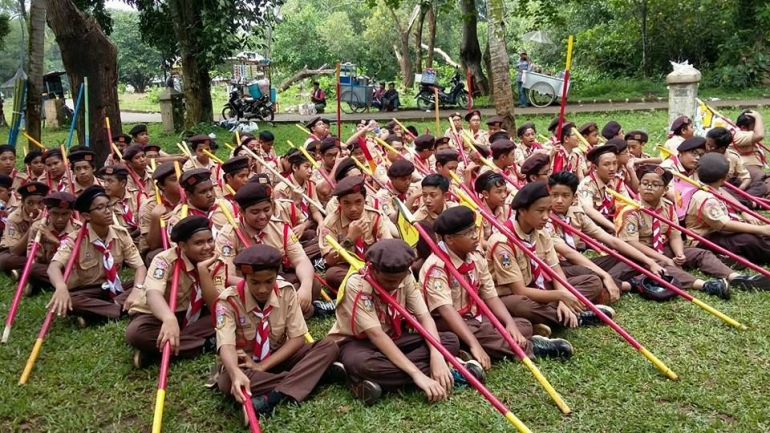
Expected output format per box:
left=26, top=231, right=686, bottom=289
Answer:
left=354, top=236, right=366, bottom=260
left=120, top=198, right=138, bottom=229
left=650, top=209, right=664, bottom=253
left=552, top=149, right=575, bottom=174
left=248, top=280, right=280, bottom=362
left=446, top=245, right=482, bottom=322
left=386, top=180, right=406, bottom=201
left=368, top=269, right=405, bottom=339
left=590, top=173, right=616, bottom=217
left=92, top=238, right=122, bottom=298
left=183, top=267, right=204, bottom=328
left=55, top=176, right=66, bottom=193
left=553, top=214, right=577, bottom=249
left=523, top=142, right=543, bottom=158
left=505, top=220, right=545, bottom=289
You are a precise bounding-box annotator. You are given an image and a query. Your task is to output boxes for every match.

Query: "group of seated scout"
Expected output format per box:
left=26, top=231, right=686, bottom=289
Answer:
left=1, top=109, right=769, bottom=424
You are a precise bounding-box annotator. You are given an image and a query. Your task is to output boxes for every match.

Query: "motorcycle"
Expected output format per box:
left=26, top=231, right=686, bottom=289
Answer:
left=221, top=82, right=275, bottom=122
left=415, top=73, right=468, bottom=110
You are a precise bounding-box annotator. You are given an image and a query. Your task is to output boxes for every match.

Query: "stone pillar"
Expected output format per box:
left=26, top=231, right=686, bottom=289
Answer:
left=158, top=87, right=184, bottom=133
left=666, top=65, right=701, bottom=129
left=43, top=99, right=65, bottom=128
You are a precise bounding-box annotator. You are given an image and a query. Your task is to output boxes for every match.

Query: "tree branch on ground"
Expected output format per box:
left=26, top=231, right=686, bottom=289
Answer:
left=277, top=64, right=335, bottom=93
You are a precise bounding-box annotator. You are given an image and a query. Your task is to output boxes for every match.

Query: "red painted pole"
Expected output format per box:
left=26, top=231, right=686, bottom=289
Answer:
left=2, top=231, right=43, bottom=343
left=242, top=386, right=262, bottom=433
left=722, top=181, right=770, bottom=211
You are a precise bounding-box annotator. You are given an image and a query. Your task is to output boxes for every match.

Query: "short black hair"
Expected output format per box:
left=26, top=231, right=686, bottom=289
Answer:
left=697, top=153, right=730, bottom=183
left=259, top=130, right=274, bottom=142
left=421, top=173, right=449, bottom=193
left=435, top=150, right=459, bottom=166
left=517, top=123, right=536, bottom=138
left=736, top=111, right=754, bottom=129
left=560, top=124, right=575, bottom=143
left=548, top=170, right=580, bottom=193
left=706, top=127, right=732, bottom=149
left=312, top=81, right=320, bottom=86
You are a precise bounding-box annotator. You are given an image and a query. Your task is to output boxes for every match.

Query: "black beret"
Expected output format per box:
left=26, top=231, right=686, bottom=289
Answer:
left=234, top=181, right=272, bottom=210
left=128, top=124, right=147, bottom=137
left=68, top=150, right=96, bottom=165
left=486, top=116, right=504, bottom=126
left=474, top=170, right=505, bottom=193
left=179, top=168, right=212, bottom=190
left=170, top=215, right=211, bottom=243
left=234, top=244, right=283, bottom=274
left=305, top=140, right=321, bottom=154
left=365, top=239, right=415, bottom=273
left=24, top=150, right=42, bottom=165
left=511, top=181, right=550, bottom=210
left=434, top=206, right=476, bottom=236
left=17, top=182, right=49, bottom=199
left=488, top=131, right=511, bottom=144
left=98, top=165, right=129, bottom=180
left=606, top=138, right=628, bottom=153
left=670, top=116, right=691, bottom=134
left=578, top=122, right=598, bottom=136
left=221, top=156, right=250, bottom=175
left=677, top=136, right=707, bottom=152
left=69, top=145, right=87, bottom=153
left=43, top=191, right=76, bottom=209
left=144, top=143, right=162, bottom=153
left=586, top=144, right=619, bottom=164
left=0, top=144, right=15, bottom=155
left=0, top=174, right=11, bottom=188
left=188, top=134, right=217, bottom=151
left=112, top=133, right=132, bottom=144
left=464, top=110, right=482, bottom=122
left=406, top=126, right=418, bottom=138
left=332, top=175, right=366, bottom=198
left=74, top=185, right=108, bottom=213
left=521, top=154, right=551, bottom=176
left=122, top=144, right=145, bottom=161
left=152, top=162, right=177, bottom=183
left=387, top=159, right=415, bottom=178
left=305, top=116, right=330, bottom=130
left=601, top=121, right=622, bottom=140
left=636, top=164, right=673, bottom=186
left=491, top=139, right=516, bottom=157
left=548, top=117, right=568, bottom=133
left=414, top=134, right=435, bottom=151
left=435, top=136, right=450, bottom=146
left=334, top=157, right=360, bottom=183
left=247, top=173, right=272, bottom=185
left=320, top=136, right=340, bottom=154
left=42, top=149, right=63, bottom=162
left=625, top=131, right=649, bottom=143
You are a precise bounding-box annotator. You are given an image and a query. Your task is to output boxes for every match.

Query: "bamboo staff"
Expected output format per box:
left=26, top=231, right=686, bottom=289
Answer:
left=84, top=77, right=90, bottom=147
left=243, top=386, right=262, bottom=433
left=554, top=35, right=574, bottom=145
left=21, top=131, right=47, bottom=150
left=2, top=221, right=46, bottom=343
left=149, top=159, right=170, bottom=250
left=722, top=181, right=770, bottom=210
left=66, top=83, right=84, bottom=149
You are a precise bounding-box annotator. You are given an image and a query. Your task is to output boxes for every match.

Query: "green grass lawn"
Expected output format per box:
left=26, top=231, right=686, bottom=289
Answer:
left=1, top=108, right=770, bottom=432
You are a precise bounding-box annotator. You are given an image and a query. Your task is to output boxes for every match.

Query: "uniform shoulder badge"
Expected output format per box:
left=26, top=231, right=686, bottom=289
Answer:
left=626, top=223, right=636, bottom=233
left=215, top=304, right=228, bottom=329
left=501, top=251, right=512, bottom=269
left=222, top=245, right=233, bottom=257
left=153, top=267, right=165, bottom=279
left=360, top=295, right=374, bottom=311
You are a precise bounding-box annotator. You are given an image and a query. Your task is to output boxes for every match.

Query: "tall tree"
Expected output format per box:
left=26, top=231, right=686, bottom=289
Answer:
left=25, top=0, right=45, bottom=143
left=459, top=0, right=488, bottom=95
left=486, top=0, right=513, bottom=130
left=386, top=3, right=419, bottom=87
left=110, top=11, right=162, bottom=93
left=46, top=0, right=120, bottom=163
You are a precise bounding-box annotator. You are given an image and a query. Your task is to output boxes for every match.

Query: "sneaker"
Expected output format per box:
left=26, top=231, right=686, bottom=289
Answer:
left=348, top=376, right=382, bottom=406
left=457, top=349, right=474, bottom=363
left=202, top=336, right=217, bottom=353
left=10, top=269, right=19, bottom=282
left=313, top=300, right=336, bottom=317
left=702, top=278, right=730, bottom=300
left=203, top=363, right=220, bottom=390
left=313, top=257, right=326, bottom=273
left=577, top=305, right=614, bottom=327
left=326, top=361, right=347, bottom=384
left=132, top=350, right=152, bottom=369
left=250, top=390, right=284, bottom=417
left=533, top=323, right=552, bottom=338
left=22, top=283, right=34, bottom=297
left=532, top=335, right=573, bottom=360
left=730, top=274, right=770, bottom=292
left=452, top=358, right=486, bottom=387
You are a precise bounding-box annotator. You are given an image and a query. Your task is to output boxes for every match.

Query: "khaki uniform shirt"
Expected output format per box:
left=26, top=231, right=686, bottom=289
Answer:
left=487, top=220, right=559, bottom=295
left=319, top=206, right=392, bottom=257
left=138, top=195, right=176, bottom=253
left=660, top=155, right=698, bottom=180
left=72, top=177, right=101, bottom=195
left=664, top=135, right=684, bottom=155
left=684, top=189, right=740, bottom=245
left=0, top=207, right=42, bottom=250
left=420, top=247, right=498, bottom=317
left=412, top=200, right=458, bottom=226
left=130, top=249, right=227, bottom=315
left=216, top=217, right=306, bottom=277
left=327, top=272, right=428, bottom=340
left=109, top=188, right=142, bottom=231
left=731, top=130, right=761, bottom=168
left=52, top=225, right=143, bottom=290
left=28, top=218, right=81, bottom=264
left=726, top=149, right=751, bottom=182
left=273, top=174, right=320, bottom=219
left=126, top=170, right=153, bottom=195
left=616, top=199, right=679, bottom=248
left=545, top=205, right=603, bottom=251
left=215, top=278, right=307, bottom=353
left=10, top=169, right=28, bottom=190
left=578, top=173, right=629, bottom=216
left=480, top=203, right=510, bottom=243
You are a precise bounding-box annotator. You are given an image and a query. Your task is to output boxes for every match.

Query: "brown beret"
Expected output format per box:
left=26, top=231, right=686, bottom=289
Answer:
left=677, top=136, right=707, bottom=152
left=234, top=181, right=272, bottom=210
left=670, top=116, right=691, bottom=134
left=636, top=164, right=673, bottom=186
left=221, top=156, right=250, bottom=175
left=152, top=162, right=177, bottom=182
left=334, top=157, right=360, bottom=183
left=548, top=117, right=568, bottom=133
left=179, top=168, right=212, bottom=190
left=578, top=122, right=598, bottom=136
left=74, top=185, right=108, bottom=213
left=434, top=206, right=476, bottom=236
left=586, top=144, right=619, bottom=164
left=98, top=165, right=129, bottom=180
left=188, top=134, right=216, bottom=150
left=247, top=173, right=272, bottom=185
left=605, top=138, right=628, bottom=153
left=491, top=139, right=516, bottom=158
left=625, top=131, right=649, bottom=143
left=112, top=133, right=132, bottom=144
left=122, top=144, right=145, bottom=161
left=510, top=181, right=550, bottom=210
left=305, top=116, right=330, bottom=131
left=332, top=175, right=366, bottom=198
left=464, top=110, right=482, bottom=122
left=365, top=239, right=415, bottom=273
left=17, top=182, right=50, bottom=199
left=320, top=137, right=340, bottom=154
left=521, top=154, right=551, bottom=176
left=434, top=136, right=451, bottom=146
left=42, top=149, right=63, bottom=162
left=516, top=123, right=536, bottom=138
left=601, top=121, right=622, bottom=140
left=68, top=150, right=96, bottom=164
left=234, top=244, right=283, bottom=274
left=143, top=143, right=162, bottom=153
left=486, top=116, right=504, bottom=126
left=387, top=159, right=415, bottom=178
left=170, top=215, right=211, bottom=243
left=43, top=191, right=76, bottom=210
left=414, top=134, right=435, bottom=151
left=488, top=131, right=511, bottom=144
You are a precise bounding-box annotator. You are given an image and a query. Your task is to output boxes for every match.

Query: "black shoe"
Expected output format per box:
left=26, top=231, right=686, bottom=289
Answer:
left=730, top=274, right=770, bottom=292
left=251, top=390, right=285, bottom=417
left=202, top=336, right=217, bottom=353
left=452, top=359, right=486, bottom=386
left=348, top=375, right=382, bottom=406
left=702, top=278, right=730, bottom=300
left=313, top=300, right=336, bottom=317
left=132, top=350, right=152, bottom=369
left=577, top=305, right=614, bottom=327
left=532, top=335, right=574, bottom=359
left=323, top=361, right=347, bottom=384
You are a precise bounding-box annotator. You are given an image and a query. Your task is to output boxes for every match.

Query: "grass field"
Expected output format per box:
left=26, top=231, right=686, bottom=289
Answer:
left=1, top=108, right=770, bottom=432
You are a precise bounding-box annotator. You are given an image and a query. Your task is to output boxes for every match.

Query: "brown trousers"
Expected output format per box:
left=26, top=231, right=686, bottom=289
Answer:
left=0, top=250, right=28, bottom=272
left=0, top=249, right=50, bottom=286
left=125, top=310, right=215, bottom=358
left=217, top=338, right=339, bottom=402
left=338, top=332, right=460, bottom=392
left=435, top=316, right=533, bottom=359
left=702, top=232, right=770, bottom=266
left=324, top=263, right=351, bottom=291
left=70, top=284, right=133, bottom=320
left=499, top=274, right=604, bottom=328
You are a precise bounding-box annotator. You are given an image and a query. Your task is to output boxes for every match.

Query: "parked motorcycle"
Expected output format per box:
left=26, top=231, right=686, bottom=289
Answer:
left=415, top=73, right=468, bottom=110
left=221, top=81, right=275, bottom=122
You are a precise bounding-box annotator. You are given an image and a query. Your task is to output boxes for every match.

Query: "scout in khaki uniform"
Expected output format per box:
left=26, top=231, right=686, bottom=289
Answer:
left=577, top=122, right=600, bottom=148
left=474, top=171, right=510, bottom=250
left=272, top=150, right=324, bottom=235
left=373, top=135, right=409, bottom=185
left=434, top=149, right=459, bottom=181
left=47, top=186, right=147, bottom=327
left=731, top=110, right=766, bottom=183
left=329, top=239, right=479, bottom=405
left=320, top=176, right=392, bottom=290
left=661, top=137, right=707, bottom=216
left=126, top=215, right=222, bottom=368
left=577, top=145, right=630, bottom=233
left=488, top=182, right=612, bottom=329
left=42, top=149, right=68, bottom=192
left=219, top=156, right=252, bottom=204
left=167, top=168, right=235, bottom=234
left=521, top=154, right=551, bottom=184
left=422, top=207, right=573, bottom=371
left=0, top=182, right=48, bottom=274
left=98, top=166, right=141, bottom=238
left=216, top=181, right=329, bottom=318
left=610, top=138, right=641, bottom=194
left=25, top=192, right=80, bottom=293
left=210, top=245, right=341, bottom=421
left=601, top=120, right=623, bottom=141
left=465, top=110, right=487, bottom=145
left=303, top=117, right=330, bottom=146
left=482, top=139, right=522, bottom=195
left=706, top=127, right=762, bottom=205
left=0, top=144, right=28, bottom=189
left=617, top=165, right=768, bottom=298
left=413, top=174, right=457, bottom=226
left=141, top=162, right=182, bottom=262
left=24, top=150, right=47, bottom=182
left=122, top=144, right=153, bottom=194
left=663, top=115, right=694, bottom=155
left=181, top=134, right=222, bottom=187
left=68, top=150, right=100, bottom=195
left=625, top=131, right=659, bottom=166
left=412, top=134, right=435, bottom=173
left=685, top=153, right=770, bottom=266
left=0, top=175, right=12, bottom=233
left=314, top=137, right=344, bottom=206
left=375, top=159, right=420, bottom=221
left=515, top=123, right=548, bottom=165
left=104, top=133, right=132, bottom=166
left=129, top=124, right=150, bottom=146
left=550, top=123, right=587, bottom=181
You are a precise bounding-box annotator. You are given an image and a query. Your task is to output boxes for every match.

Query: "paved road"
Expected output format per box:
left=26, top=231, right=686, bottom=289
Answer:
left=120, top=98, right=770, bottom=124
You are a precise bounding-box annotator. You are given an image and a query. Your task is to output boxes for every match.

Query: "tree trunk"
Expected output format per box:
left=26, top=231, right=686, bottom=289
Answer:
left=414, top=7, right=427, bottom=74
left=388, top=7, right=416, bottom=88
left=425, top=1, right=437, bottom=69
left=26, top=0, right=45, bottom=145
left=46, top=0, right=120, bottom=164
left=486, top=0, right=514, bottom=131
left=460, top=0, right=489, bottom=95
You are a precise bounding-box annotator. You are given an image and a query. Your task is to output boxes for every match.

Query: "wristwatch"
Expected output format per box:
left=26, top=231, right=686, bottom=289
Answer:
left=134, top=284, right=145, bottom=290
left=341, top=237, right=354, bottom=248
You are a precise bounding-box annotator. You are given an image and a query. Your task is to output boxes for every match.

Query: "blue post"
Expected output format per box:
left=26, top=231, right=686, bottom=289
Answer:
left=66, top=83, right=84, bottom=149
